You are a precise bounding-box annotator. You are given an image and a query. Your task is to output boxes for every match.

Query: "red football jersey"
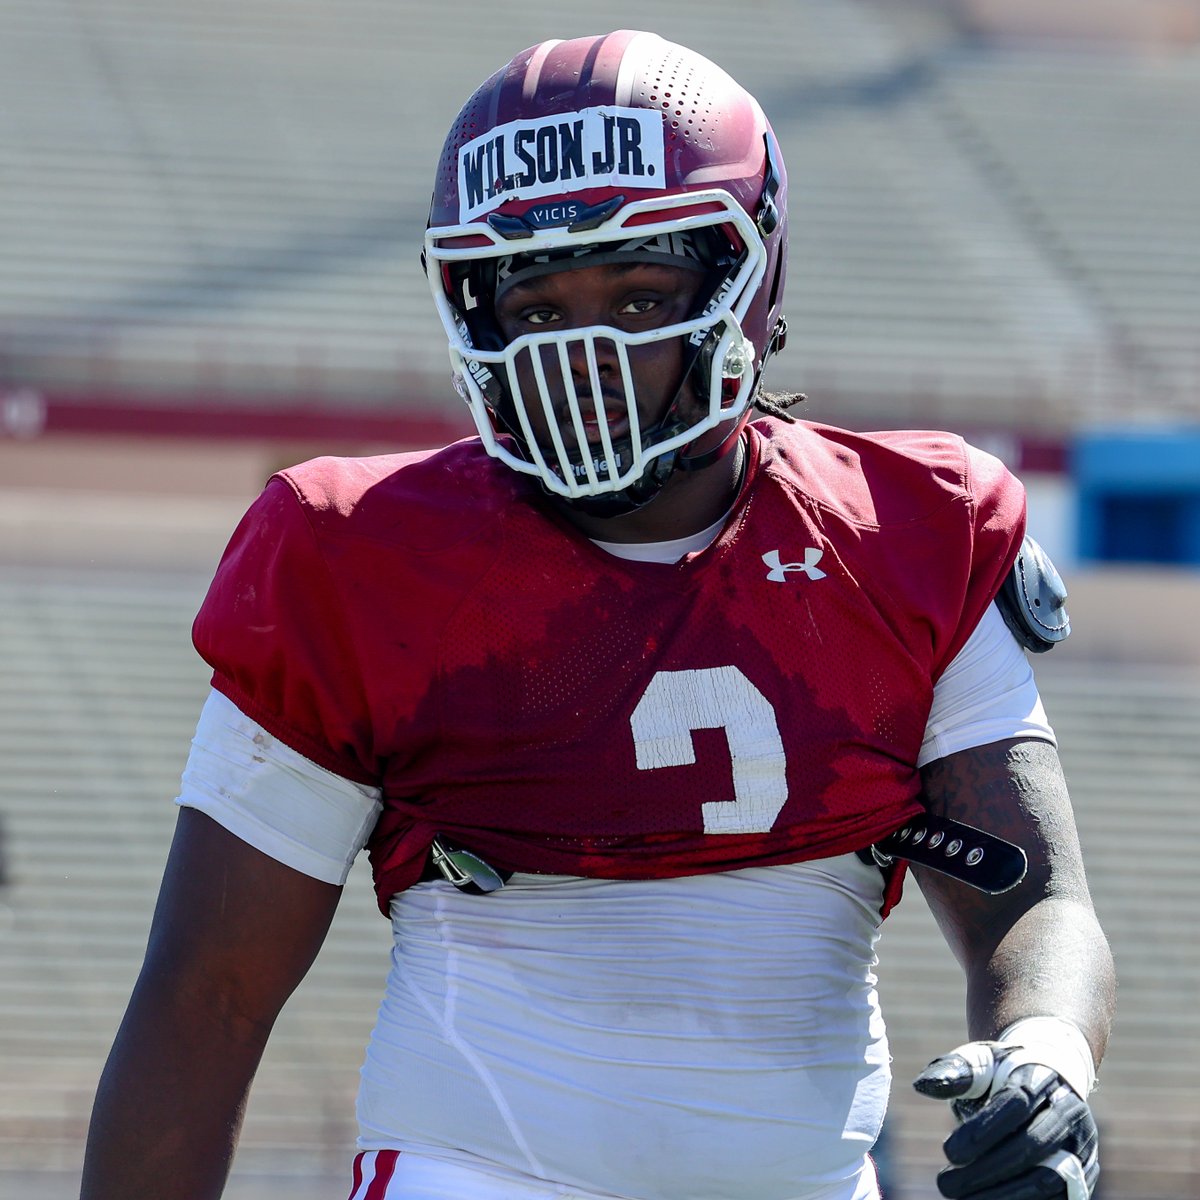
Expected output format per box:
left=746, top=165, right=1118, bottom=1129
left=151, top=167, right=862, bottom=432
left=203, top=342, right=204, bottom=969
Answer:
left=193, top=419, right=1025, bottom=912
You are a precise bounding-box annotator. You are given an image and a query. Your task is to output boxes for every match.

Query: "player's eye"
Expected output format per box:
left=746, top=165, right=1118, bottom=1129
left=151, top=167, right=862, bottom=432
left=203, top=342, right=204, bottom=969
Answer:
left=619, top=297, right=660, bottom=316
left=520, top=307, right=561, bottom=326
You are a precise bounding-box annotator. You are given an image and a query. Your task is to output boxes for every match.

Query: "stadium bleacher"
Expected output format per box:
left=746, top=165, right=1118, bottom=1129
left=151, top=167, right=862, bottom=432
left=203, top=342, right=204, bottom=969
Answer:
left=928, top=47, right=1200, bottom=420
left=2, top=0, right=1197, bottom=430
left=3, top=2, right=1200, bottom=1197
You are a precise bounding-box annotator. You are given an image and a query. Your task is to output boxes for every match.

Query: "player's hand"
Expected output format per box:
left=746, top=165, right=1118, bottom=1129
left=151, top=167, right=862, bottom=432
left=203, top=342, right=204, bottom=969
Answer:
left=914, top=1041, right=1099, bottom=1199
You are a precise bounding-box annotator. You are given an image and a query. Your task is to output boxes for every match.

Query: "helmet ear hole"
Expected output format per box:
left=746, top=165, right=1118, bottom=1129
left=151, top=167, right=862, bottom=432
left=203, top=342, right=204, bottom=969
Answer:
left=451, top=263, right=506, bottom=353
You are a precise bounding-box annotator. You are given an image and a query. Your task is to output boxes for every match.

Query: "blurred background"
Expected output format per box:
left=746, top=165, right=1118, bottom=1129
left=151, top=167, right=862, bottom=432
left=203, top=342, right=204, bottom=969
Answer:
left=1, top=1, right=1198, bottom=1197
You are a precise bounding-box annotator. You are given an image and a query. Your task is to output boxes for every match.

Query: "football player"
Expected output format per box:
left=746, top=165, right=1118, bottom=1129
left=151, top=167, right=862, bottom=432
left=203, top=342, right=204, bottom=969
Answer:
left=81, top=30, right=1114, bottom=1200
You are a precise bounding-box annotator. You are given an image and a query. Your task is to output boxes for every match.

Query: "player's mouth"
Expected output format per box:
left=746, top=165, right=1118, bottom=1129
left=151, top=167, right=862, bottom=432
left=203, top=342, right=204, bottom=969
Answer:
left=560, top=393, right=631, bottom=447
left=577, top=412, right=630, bottom=446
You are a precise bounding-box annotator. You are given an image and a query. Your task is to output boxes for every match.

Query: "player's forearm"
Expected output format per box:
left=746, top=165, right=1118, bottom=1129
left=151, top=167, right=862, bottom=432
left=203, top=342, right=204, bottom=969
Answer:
left=80, top=977, right=270, bottom=1200
left=914, top=894, right=1113, bottom=1198
left=918, top=739, right=1116, bottom=1065
left=963, top=894, right=1115, bottom=1066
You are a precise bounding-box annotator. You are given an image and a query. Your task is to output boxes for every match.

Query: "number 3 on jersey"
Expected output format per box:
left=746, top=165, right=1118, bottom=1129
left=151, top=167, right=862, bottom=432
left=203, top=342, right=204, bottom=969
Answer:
left=629, top=666, right=788, bottom=834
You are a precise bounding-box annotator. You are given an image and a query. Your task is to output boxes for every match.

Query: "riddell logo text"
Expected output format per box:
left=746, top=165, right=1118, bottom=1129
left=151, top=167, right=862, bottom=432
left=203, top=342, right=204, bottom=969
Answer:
left=457, top=107, right=667, bottom=222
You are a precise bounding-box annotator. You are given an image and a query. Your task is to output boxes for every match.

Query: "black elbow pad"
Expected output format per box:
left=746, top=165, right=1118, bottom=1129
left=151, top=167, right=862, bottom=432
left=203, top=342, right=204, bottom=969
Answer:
left=997, top=534, right=1071, bottom=652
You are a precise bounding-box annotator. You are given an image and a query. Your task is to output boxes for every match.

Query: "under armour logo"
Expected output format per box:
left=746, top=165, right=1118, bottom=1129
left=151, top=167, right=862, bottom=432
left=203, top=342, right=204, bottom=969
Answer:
left=763, top=548, right=827, bottom=582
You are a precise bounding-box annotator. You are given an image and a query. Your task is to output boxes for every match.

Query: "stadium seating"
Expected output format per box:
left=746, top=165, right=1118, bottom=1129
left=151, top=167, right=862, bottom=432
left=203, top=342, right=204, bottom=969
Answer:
left=2, top=1, right=1196, bottom=431
left=929, top=48, right=1200, bottom=421
left=2, top=3, right=1199, bottom=1198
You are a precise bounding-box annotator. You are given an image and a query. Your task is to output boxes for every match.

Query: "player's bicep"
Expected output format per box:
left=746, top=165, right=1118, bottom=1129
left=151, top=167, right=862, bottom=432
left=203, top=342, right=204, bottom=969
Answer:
left=141, top=807, right=343, bottom=1037
left=914, top=738, right=1092, bottom=966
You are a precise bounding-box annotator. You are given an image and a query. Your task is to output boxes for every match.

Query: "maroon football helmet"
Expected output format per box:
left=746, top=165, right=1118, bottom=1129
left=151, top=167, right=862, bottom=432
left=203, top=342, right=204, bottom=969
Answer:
left=425, top=30, right=789, bottom=512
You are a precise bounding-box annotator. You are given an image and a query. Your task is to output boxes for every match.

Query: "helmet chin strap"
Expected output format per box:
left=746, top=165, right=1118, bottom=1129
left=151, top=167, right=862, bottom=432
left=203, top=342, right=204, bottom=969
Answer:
left=675, top=411, right=748, bottom=473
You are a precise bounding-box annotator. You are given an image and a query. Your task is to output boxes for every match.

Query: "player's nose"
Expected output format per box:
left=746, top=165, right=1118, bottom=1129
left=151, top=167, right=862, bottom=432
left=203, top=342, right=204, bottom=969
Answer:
left=563, top=335, right=620, bottom=390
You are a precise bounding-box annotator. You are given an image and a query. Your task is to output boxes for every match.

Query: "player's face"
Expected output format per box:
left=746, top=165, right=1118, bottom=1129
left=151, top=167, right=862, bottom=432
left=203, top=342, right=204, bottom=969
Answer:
left=492, top=260, right=707, bottom=470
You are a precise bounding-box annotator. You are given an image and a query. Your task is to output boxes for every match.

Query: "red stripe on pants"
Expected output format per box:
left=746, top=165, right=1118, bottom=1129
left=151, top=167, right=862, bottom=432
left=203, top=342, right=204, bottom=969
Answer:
left=348, top=1150, right=401, bottom=1200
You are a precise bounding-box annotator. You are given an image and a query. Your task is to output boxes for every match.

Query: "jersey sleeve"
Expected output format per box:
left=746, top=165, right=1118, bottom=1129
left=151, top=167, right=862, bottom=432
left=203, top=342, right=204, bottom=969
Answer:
left=192, top=476, right=380, bottom=784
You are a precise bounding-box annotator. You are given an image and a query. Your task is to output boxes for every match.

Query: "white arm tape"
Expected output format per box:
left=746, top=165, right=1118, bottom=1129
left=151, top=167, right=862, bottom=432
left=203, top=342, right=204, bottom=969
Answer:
left=944, top=1016, right=1096, bottom=1103
left=945, top=1017, right=1099, bottom=1099
left=176, top=689, right=382, bottom=885
left=998, top=1016, right=1097, bottom=1099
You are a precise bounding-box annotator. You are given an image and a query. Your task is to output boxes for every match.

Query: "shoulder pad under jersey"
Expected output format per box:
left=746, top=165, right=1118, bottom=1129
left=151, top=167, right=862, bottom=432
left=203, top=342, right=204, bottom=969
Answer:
left=997, top=535, right=1071, bottom=652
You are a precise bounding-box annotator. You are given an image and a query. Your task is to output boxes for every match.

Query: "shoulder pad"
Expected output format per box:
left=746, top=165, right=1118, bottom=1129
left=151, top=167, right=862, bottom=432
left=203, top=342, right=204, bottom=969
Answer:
left=997, top=535, right=1070, bottom=652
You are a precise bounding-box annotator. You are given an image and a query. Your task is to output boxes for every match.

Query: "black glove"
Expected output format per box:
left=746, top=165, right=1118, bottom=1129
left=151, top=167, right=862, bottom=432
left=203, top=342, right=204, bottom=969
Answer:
left=914, top=1042, right=1099, bottom=1200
